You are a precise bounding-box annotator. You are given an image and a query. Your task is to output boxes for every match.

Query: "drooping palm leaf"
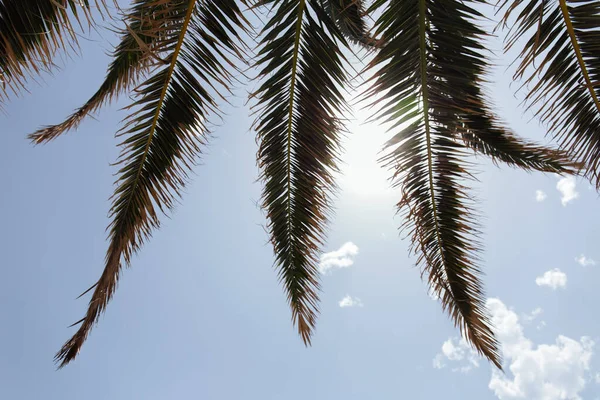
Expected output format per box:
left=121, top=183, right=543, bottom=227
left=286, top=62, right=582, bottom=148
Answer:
left=253, top=0, right=351, bottom=344
left=28, top=0, right=168, bottom=144
left=500, top=0, right=600, bottom=185
left=55, top=0, right=248, bottom=367
left=321, top=0, right=380, bottom=47
left=365, top=0, right=503, bottom=367
left=459, top=108, right=577, bottom=173
left=0, top=0, right=104, bottom=102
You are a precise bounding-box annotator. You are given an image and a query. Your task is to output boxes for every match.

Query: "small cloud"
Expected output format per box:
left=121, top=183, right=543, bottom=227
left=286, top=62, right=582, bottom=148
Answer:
left=433, top=337, right=479, bottom=373
left=535, top=190, right=547, bottom=202
left=535, top=268, right=567, bottom=289
left=522, top=307, right=543, bottom=323
left=338, top=295, right=363, bottom=308
left=537, top=321, right=547, bottom=331
left=575, top=254, right=596, bottom=267
left=595, top=373, right=600, bottom=384
left=319, top=242, right=359, bottom=274
left=556, top=176, right=579, bottom=206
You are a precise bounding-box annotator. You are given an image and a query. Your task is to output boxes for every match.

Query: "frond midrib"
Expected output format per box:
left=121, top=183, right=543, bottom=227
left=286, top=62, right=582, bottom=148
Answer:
left=418, top=0, right=447, bottom=271
left=284, top=0, right=307, bottom=244
left=123, top=0, right=198, bottom=219
left=559, top=0, right=600, bottom=114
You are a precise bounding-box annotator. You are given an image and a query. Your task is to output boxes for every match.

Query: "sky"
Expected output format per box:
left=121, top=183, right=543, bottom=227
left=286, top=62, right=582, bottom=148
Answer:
left=1, top=2, right=600, bottom=400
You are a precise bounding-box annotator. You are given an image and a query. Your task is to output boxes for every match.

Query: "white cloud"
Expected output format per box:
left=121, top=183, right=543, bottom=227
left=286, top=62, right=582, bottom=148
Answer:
left=522, top=307, right=543, bottom=323
left=486, top=298, right=594, bottom=400
left=536, top=268, right=567, bottom=289
left=575, top=254, right=596, bottom=267
left=338, top=295, right=363, bottom=308
left=556, top=176, right=579, bottom=206
left=318, top=242, right=359, bottom=274
left=535, top=190, right=547, bottom=202
left=432, top=337, right=480, bottom=373
left=537, top=321, right=547, bottom=331
left=434, top=299, right=595, bottom=399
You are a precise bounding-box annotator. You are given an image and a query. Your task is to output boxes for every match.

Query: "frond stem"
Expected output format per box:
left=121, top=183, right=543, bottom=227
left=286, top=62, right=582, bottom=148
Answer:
left=285, top=0, right=306, bottom=236
left=559, top=0, right=600, bottom=114
left=128, top=0, right=197, bottom=203
left=418, top=0, right=446, bottom=269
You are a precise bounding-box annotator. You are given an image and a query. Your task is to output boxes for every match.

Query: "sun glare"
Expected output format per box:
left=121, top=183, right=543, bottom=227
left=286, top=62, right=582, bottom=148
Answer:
left=338, top=104, right=397, bottom=198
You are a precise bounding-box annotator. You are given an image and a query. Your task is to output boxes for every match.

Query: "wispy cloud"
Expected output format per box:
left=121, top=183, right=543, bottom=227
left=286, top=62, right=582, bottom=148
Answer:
left=338, top=295, right=363, bottom=308
left=486, top=298, right=594, bottom=400
left=575, top=254, right=596, bottom=267
left=535, top=190, right=547, bottom=202
left=432, top=337, right=479, bottom=373
left=318, top=242, right=359, bottom=274
left=522, top=307, right=543, bottom=323
left=556, top=176, right=579, bottom=206
left=535, top=268, right=567, bottom=289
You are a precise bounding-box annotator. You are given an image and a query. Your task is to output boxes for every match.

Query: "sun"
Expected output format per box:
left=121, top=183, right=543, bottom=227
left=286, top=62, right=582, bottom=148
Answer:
left=338, top=104, right=397, bottom=198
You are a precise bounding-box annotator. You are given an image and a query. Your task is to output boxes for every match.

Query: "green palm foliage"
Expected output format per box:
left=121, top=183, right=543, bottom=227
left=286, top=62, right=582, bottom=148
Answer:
left=1, top=0, right=594, bottom=368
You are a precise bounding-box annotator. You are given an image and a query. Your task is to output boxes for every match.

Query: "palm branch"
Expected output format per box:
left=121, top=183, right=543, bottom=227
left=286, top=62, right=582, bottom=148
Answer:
left=500, top=0, right=600, bottom=185
left=321, top=0, right=380, bottom=47
left=54, top=0, right=248, bottom=367
left=253, top=0, right=352, bottom=344
left=365, top=0, right=509, bottom=367
left=28, top=0, right=167, bottom=143
left=0, top=0, right=105, bottom=102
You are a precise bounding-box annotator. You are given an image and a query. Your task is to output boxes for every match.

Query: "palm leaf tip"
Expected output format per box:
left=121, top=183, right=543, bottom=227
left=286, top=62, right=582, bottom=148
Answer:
left=27, top=0, right=178, bottom=144
left=55, top=0, right=248, bottom=366
left=254, top=0, right=351, bottom=343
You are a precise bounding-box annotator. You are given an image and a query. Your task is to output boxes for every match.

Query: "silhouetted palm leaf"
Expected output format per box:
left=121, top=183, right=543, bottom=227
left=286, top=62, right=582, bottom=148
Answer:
left=55, top=0, right=247, bottom=367
left=253, top=0, right=351, bottom=344
left=366, top=0, right=505, bottom=367
left=322, top=0, right=379, bottom=47
left=500, top=0, right=600, bottom=185
left=0, top=0, right=105, bottom=102
left=28, top=0, right=167, bottom=143
left=460, top=110, right=577, bottom=173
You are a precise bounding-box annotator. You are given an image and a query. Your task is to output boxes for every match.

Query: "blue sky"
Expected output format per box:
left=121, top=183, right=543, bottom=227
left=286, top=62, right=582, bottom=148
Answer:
left=1, top=3, right=600, bottom=399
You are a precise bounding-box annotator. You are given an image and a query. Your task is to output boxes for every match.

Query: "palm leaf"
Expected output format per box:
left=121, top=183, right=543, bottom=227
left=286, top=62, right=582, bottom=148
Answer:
left=55, top=0, right=247, bottom=367
left=365, top=0, right=502, bottom=367
left=28, top=0, right=169, bottom=144
left=500, top=0, right=600, bottom=185
left=0, top=0, right=105, bottom=102
left=253, top=0, right=351, bottom=344
left=321, top=0, right=380, bottom=48
left=459, top=109, right=578, bottom=173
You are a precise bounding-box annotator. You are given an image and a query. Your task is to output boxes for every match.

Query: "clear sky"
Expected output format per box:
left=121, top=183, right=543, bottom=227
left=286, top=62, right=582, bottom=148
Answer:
left=1, top=3, right=600, bottom=399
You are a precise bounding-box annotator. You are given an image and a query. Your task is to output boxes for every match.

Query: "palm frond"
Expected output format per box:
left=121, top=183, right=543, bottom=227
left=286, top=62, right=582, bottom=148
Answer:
left=366, top=0, right=501, bottom=367
left=55, top=0, right=247, bottom=367
left=0, top=0, right=105, bottom=102
left=28, top=0, right=168, bottom=144
left=460, top=111, right=578, bottom=173
left=253, top=0, right=351, bottom=344
left=321, top=0, right=380, bottom=48
left=500, top=0, right=600, bottom=185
